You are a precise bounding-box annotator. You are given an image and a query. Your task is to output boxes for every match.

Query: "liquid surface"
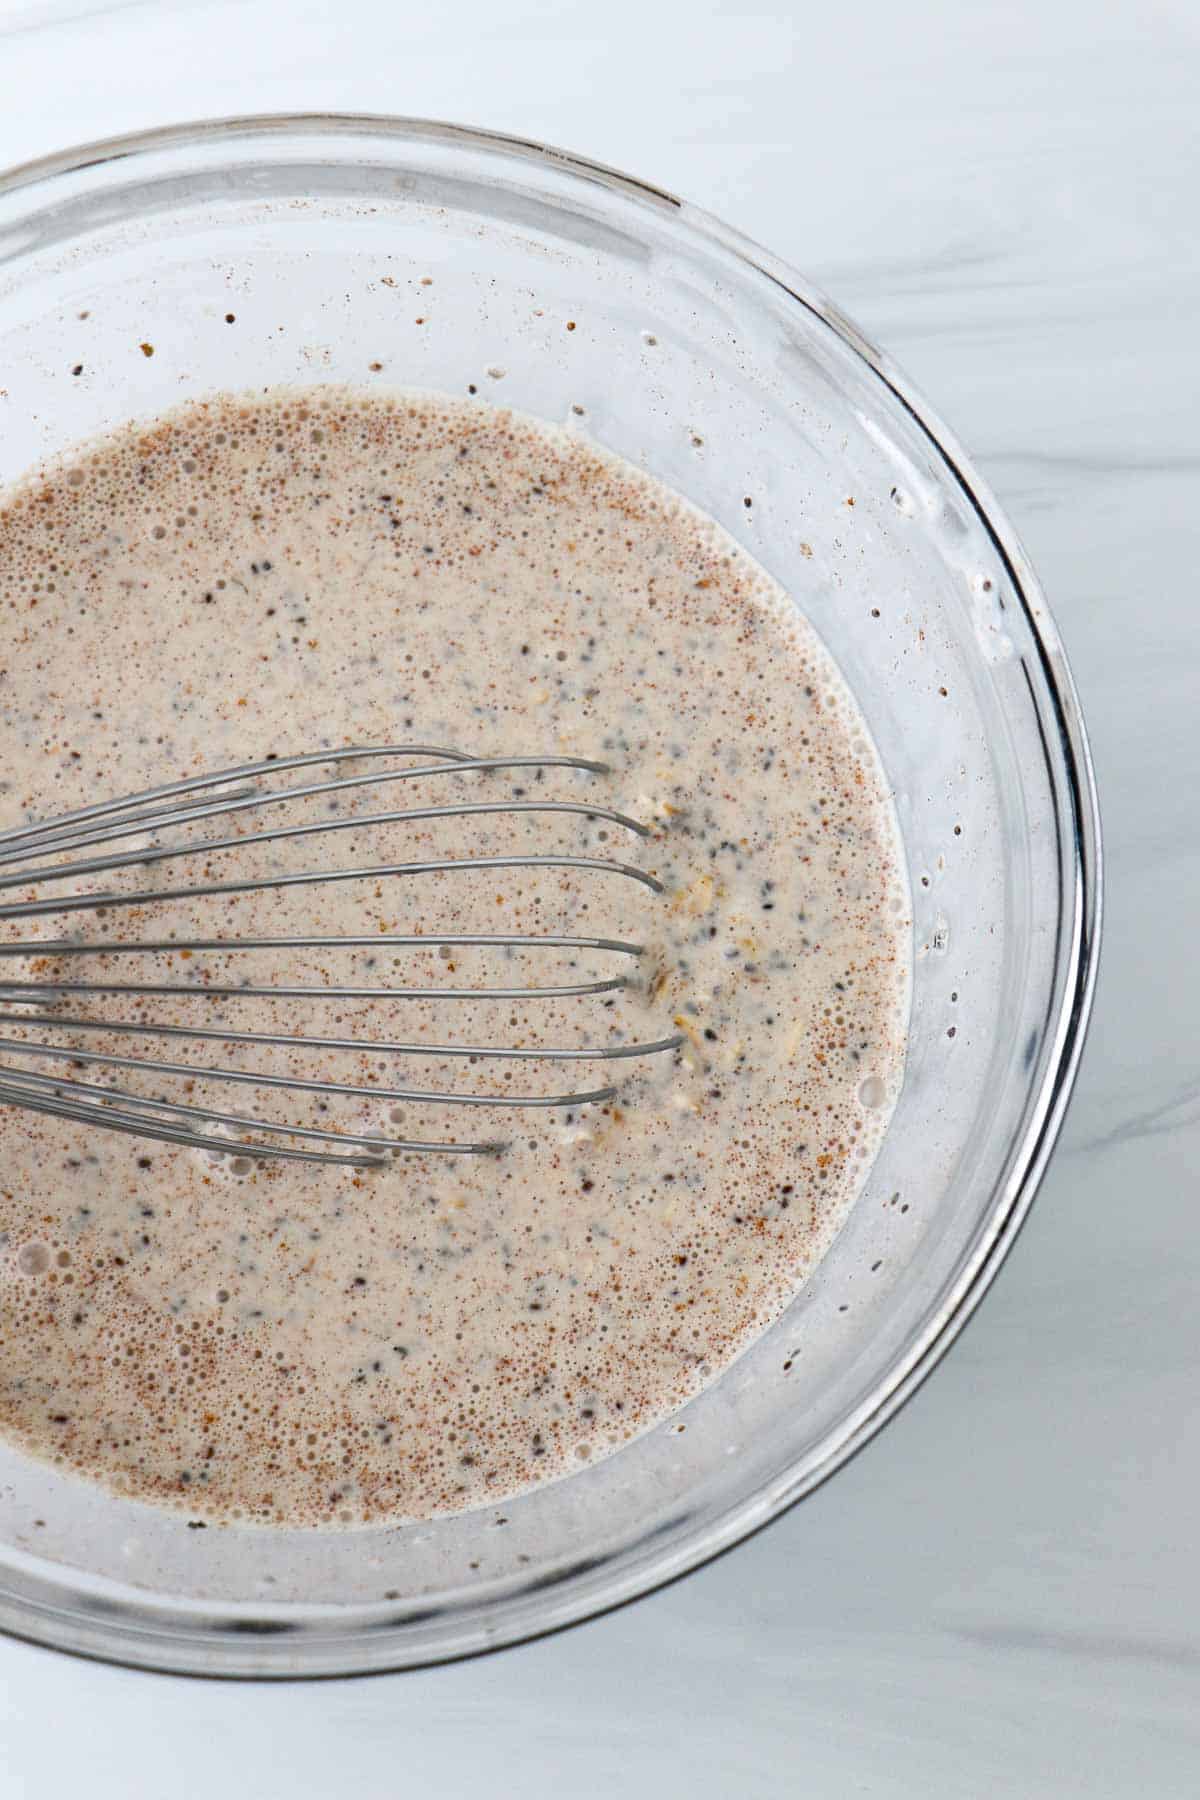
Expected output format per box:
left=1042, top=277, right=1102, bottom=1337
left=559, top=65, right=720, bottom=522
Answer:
left=0, top=390, right=909, bottom=1525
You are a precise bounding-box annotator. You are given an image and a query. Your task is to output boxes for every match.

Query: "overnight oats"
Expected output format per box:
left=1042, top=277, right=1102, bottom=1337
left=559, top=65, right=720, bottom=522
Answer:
left=0, top=388, right=910, bottom=1525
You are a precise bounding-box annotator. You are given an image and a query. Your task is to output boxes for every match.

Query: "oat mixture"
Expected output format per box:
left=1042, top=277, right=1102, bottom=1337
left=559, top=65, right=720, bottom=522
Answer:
left=0, top=390, right=909, bottom=1524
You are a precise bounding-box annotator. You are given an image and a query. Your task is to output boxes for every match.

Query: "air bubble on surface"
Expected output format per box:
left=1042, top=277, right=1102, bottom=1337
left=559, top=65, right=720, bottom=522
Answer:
left=969, top=569, right=1015, bottom=661
left=857, top=1075, right=887, bottom=1109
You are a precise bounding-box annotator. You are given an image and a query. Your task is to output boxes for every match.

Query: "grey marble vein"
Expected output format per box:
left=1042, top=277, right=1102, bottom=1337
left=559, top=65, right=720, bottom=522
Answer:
left=0, top=0, right=167, bottom=41
left=951, top=1623, right=1200, bottom=1673
left=1065, top=1080, right=1200, bottom=1157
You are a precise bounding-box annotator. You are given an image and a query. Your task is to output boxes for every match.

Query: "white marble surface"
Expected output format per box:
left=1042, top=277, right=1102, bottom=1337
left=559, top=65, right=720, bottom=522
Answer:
left=0, top=0, right=1197, bottom=1792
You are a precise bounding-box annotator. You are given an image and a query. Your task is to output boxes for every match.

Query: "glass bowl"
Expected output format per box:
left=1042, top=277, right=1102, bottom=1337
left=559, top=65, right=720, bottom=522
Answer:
left=0, top=115, right=1100, bottom=1677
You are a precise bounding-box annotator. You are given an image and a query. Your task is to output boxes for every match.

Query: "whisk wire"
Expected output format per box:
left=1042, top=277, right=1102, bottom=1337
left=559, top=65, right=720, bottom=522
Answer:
left=0, top=746, right=682, bottom=1165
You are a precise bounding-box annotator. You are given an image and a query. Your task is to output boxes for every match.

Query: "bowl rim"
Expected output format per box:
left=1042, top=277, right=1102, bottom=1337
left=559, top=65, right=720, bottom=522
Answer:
left=0, top=110, right=1103, bottom=1679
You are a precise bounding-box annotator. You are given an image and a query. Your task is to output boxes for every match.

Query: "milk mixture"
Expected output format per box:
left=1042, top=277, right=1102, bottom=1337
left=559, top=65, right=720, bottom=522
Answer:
left=0, top=390, right=909, bottom=1524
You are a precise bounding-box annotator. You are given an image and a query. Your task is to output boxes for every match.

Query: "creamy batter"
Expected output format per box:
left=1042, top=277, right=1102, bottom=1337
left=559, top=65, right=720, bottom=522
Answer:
left=0, top=389, right=909, bottom=1525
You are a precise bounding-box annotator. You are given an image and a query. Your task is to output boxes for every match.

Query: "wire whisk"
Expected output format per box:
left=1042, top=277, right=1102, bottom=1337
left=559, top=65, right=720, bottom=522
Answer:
left=0, top=746, right=683, bottom=1167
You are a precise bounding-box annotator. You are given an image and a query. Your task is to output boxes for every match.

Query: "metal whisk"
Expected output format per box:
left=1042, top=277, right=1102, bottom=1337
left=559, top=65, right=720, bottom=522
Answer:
left=0, top=746, right=683, bottom=1167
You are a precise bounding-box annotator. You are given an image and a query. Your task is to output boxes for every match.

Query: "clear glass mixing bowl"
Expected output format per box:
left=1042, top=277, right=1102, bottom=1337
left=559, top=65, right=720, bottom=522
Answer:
left=0, top=116, right=1100, bottom=1676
